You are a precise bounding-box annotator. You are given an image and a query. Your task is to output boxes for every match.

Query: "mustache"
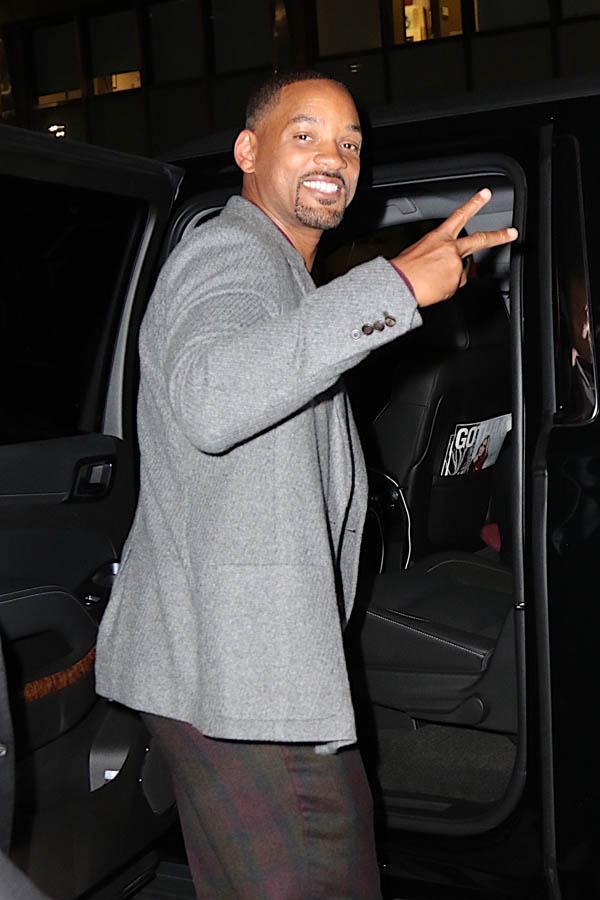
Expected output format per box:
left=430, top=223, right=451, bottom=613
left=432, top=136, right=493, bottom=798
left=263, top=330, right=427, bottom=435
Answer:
left=299, top=170, right=347, bottom=191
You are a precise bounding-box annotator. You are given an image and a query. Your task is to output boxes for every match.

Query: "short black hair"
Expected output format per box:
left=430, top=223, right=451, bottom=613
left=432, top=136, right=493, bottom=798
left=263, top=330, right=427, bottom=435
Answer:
left=245, top=71, right=353, bottom=131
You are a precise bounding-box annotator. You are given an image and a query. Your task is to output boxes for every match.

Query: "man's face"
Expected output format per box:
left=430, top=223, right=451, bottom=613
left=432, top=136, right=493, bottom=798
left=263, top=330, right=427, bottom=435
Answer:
left=246, top=80, right=362, bottom=232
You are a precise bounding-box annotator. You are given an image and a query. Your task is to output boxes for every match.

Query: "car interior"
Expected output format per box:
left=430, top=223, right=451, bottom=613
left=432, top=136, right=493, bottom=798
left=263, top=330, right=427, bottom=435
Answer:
left=1, top=151, right=526, bottom=899
left=310, top=167, right=524, bottom=835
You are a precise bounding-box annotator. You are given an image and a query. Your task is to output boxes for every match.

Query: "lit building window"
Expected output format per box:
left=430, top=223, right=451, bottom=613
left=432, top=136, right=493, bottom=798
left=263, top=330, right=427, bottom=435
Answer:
left=33, top=21, right=82, bottom=109
left=393, top=0, right=463, bottom=43
left=37, top=89, right=82, bottom=108
left=90, top=10, right=142, bottom=96
left=92, top=71, right=142, bottom=96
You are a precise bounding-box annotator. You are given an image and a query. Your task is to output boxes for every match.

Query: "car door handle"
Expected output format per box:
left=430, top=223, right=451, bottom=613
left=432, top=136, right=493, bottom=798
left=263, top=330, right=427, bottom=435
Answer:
left=72, top=458, right=114, bottom=499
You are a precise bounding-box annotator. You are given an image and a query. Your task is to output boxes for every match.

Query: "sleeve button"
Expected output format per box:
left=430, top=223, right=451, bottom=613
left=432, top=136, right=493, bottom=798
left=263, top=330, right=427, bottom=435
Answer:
left=384, top=314, right=396, bottom=327
left=351, top=328, right=361, bottom=340
left=362, top=324, right=374, bottom=335
left=373, top=320, right=385, bottom=331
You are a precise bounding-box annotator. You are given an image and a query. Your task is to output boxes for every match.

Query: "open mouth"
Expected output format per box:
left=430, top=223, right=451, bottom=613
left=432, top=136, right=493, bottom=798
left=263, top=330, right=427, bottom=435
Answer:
left=300, top=173, right=345, bottom=201
left=302, top=179, right=341, bottom=195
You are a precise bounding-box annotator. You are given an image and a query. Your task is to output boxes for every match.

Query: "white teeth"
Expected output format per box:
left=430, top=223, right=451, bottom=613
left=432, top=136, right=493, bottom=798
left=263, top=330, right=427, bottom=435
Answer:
left=303, top=180, right=340, bottom=194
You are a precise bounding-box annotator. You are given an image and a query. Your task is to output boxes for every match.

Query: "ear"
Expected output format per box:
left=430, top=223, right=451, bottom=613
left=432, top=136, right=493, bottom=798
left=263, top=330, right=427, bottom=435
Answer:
left=234, top=129, right=258, bottom=174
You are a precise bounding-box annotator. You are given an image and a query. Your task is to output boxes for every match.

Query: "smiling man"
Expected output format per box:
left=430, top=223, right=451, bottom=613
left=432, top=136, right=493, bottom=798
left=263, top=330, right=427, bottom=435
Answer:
left=96, top=71, right=517, bottom=900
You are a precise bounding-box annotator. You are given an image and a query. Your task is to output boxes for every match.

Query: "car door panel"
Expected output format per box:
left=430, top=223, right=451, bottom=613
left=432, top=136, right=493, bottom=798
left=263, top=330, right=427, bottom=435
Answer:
left=0, top=125, right=181, bottom=899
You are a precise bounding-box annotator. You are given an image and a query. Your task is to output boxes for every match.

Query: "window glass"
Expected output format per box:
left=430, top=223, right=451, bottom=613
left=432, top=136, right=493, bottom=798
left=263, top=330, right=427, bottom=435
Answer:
left=392, top=0, right=462, bottom=44
left=90, top=91, right=148, bottom=153
left=0, top=175, right=144, bottom=444
left=472, top=29, right=552, bottom=89
left=553, top=136, right=596, bottom=424
left=474, top=0, right=550, bottom=30
left=33, top=21, right=81, bottom=106
left=149, top=0, right=206, bottom=83
left=390, top=38, right=466, bottom=98
left=315, top=219, right=443, bottom=427
left=559, top=20, right=600, bottom=75
left=211, top=69, right=270, bottom=129
left=562, top=0, right=600, bottom=15
left=149, top=82, right=211, bottom=154
left=0, top=36, right=14, bottom=121
left=315, top=219, right=437, bottom=285
left=317, top=0, right=381, bottom=55
left=90, top=10, right=141, bottom=95
left=212, top=0, right=272, bottom=73
left=316, top=55, right=386, bottom=107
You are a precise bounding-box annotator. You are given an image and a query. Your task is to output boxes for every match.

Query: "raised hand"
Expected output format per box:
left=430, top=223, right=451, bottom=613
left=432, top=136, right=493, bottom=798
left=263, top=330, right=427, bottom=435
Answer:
left=392, top=188, right=518, bottom=307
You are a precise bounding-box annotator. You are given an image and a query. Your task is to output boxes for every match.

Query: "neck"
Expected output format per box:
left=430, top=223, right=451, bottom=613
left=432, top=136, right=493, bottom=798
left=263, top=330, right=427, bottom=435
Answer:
left=241, top=187, right=321, bottom=270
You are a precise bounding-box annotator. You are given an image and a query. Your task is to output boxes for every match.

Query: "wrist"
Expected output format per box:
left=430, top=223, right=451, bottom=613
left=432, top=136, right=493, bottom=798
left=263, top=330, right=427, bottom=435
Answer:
left=389, top=260, right=416, bottom=300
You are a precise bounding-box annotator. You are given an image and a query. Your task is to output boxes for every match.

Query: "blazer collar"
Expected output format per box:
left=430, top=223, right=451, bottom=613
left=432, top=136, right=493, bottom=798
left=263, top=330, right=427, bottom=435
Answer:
left=225, top=195, right=307, bottom=272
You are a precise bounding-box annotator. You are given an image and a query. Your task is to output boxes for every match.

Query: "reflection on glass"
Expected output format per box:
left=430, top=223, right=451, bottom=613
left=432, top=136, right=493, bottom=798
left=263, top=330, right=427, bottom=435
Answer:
left=393, top=0, right=462, bottom=43
left=561, top=274, right=595, bottom=419
left=93, top=71, right=141, bottom=95
left=0, top=37, right=14, bottom=120
left=554, top=135, right=596, bottom=424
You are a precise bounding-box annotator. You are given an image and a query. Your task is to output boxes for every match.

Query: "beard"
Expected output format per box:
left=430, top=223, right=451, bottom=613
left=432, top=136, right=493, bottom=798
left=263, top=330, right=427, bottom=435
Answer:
left=294, top=172, right=348, bottom=230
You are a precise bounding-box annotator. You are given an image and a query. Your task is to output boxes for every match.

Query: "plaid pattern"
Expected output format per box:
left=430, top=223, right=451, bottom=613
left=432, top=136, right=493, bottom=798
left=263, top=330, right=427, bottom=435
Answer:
left=145, top=715, right=382, bottom=899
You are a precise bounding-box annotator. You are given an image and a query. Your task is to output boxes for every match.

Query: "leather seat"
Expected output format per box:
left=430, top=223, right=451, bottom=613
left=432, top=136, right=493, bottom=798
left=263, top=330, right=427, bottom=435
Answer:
left=354, top=439, right=517, bottom=734
left=350, top=276, right=512, bottom=568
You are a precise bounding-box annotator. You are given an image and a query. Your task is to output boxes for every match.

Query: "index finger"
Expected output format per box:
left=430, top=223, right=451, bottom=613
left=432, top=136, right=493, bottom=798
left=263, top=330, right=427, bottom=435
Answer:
left=441, top=188, right=492, bottom=239
left=456, top=226, right=519, bottom=257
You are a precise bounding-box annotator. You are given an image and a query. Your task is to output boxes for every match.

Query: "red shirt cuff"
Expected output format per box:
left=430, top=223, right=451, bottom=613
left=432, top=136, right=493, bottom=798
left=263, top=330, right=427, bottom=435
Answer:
left=389, top=261, right=416, bottom=299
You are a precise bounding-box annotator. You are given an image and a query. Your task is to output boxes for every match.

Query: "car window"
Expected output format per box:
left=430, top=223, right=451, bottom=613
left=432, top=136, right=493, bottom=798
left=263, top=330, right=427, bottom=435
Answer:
left=313, top=218, right=441, bottom=285
left=553, top=134, right=597, bottom=424
left=314, top=218, right=443, bottom=428
left=314, top=214, right=509, bottom=439
left=0, top=174, right=145, bottom=444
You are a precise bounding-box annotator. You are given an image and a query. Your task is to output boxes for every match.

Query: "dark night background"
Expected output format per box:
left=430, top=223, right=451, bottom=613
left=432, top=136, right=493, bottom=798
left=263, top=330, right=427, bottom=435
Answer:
left=0, top=0, right=600, bottom=158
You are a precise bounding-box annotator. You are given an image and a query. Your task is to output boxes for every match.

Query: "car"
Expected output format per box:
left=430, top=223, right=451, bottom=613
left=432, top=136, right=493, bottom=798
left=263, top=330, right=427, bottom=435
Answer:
left=1, top=74, right=599, bottom=900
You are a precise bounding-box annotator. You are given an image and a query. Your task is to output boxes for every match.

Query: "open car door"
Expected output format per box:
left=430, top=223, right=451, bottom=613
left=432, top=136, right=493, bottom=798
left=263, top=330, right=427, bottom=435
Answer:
left=0, top=124, right=182, bottom=900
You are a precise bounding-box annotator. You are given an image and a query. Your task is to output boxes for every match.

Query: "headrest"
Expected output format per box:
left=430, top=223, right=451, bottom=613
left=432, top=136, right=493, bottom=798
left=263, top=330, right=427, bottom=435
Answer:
left=418, top=278, right=509, bottom=352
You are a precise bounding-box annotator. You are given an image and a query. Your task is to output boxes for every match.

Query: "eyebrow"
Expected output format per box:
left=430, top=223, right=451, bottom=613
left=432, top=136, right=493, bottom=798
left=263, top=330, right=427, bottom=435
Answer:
left=287, top=114, right=362, bottom=134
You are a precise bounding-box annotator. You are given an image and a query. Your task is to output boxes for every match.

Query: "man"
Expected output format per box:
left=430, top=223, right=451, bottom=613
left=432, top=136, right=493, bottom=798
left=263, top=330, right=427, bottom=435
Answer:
left=96, top=72, right=517, bottom=898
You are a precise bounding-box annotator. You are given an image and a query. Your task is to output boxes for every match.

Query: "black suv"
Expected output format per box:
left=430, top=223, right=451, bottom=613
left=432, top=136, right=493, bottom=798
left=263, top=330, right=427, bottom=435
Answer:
left=1, top=76, right=599, bottom=900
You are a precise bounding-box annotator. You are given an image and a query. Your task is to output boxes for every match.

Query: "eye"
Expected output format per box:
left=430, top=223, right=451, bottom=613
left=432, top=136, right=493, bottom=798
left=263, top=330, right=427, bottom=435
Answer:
left=342, top=141, right=361, bottom=154
left=295, top=133, right=312, bottom=142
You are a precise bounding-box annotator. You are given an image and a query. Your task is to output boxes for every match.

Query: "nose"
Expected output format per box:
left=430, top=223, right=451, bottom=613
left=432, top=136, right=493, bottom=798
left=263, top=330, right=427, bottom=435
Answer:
left=313, top=140, right=347, bottom=171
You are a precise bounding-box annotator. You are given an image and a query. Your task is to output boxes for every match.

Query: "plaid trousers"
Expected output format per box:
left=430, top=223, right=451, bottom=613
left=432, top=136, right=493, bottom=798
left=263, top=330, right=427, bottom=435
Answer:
left=144, top=714, right=382, bottom=900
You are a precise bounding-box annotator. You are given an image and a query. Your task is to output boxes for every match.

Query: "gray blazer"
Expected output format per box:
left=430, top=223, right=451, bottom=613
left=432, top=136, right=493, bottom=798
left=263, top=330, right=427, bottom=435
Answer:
left=96, top=196, right=421, bottom=751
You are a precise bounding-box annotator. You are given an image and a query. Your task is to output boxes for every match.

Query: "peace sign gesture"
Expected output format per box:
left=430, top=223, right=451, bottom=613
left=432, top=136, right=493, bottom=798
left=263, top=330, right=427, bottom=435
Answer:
left=392, top=189, right=518, bottom=308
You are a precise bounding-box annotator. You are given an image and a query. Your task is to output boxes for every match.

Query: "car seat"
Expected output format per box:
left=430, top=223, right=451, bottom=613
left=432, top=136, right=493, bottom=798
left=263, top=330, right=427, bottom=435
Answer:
left=353, top=435, right=517, bottom=734
left=351, top=276, right=512, bottom=570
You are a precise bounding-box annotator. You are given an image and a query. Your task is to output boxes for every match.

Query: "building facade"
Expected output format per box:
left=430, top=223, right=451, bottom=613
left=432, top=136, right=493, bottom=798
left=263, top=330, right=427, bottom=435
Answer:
left=1, top=0, right=600, bottom=157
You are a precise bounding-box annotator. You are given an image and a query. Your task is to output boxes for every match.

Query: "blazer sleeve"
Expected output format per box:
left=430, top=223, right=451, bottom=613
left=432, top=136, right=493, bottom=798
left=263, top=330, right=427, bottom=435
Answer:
left=159, top=223, right=422, bottom=454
